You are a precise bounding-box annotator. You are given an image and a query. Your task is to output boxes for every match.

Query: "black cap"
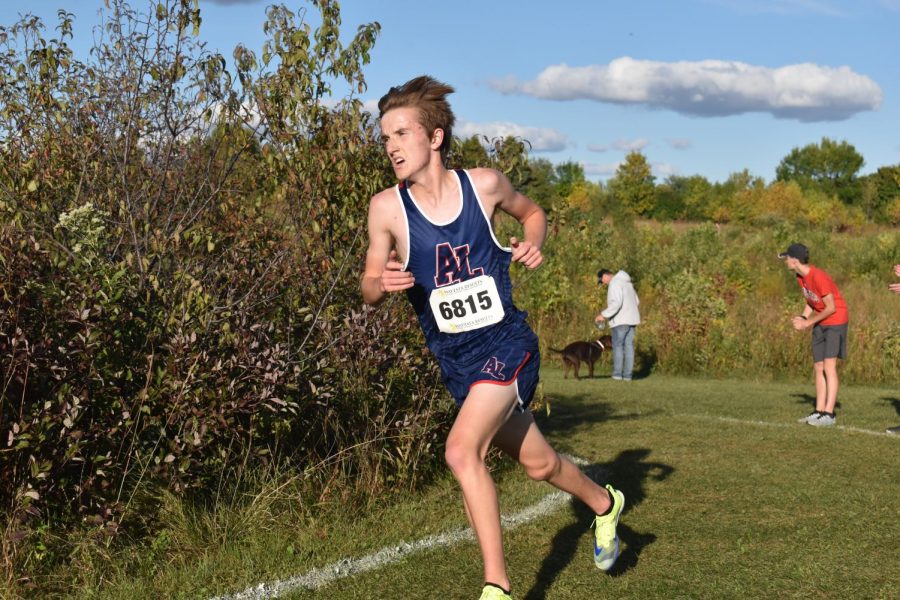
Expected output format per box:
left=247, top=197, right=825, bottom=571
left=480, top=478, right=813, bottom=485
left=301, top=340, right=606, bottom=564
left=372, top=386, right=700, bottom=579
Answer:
left=597, top=269, right=613, bottom=284
left=778, top=243, right=809, bottom=263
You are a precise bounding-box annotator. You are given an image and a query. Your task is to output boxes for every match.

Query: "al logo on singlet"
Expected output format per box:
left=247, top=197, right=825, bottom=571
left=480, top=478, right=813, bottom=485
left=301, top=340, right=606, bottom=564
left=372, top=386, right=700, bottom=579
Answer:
left=428, top=242, right=504, bottom=334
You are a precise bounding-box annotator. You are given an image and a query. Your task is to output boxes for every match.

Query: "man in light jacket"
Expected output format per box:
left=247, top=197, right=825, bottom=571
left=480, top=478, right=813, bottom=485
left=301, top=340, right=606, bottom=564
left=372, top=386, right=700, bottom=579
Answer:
left=594, top=269, right=641, bottom=381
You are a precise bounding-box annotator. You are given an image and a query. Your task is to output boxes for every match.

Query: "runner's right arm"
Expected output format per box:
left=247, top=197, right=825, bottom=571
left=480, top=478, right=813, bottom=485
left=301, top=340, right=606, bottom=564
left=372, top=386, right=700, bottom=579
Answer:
left=361, top=191, right=415, bottom=305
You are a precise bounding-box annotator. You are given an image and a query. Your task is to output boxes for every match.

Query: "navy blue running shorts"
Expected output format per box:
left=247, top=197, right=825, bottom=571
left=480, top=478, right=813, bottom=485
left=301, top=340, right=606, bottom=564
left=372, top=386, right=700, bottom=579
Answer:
left=440, top=344, right=541, bottom=411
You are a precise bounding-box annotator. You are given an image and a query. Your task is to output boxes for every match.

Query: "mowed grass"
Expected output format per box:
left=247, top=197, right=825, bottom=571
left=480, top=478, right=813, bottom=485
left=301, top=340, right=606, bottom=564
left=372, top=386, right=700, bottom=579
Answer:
left=82, top=369, right=899, bottom=600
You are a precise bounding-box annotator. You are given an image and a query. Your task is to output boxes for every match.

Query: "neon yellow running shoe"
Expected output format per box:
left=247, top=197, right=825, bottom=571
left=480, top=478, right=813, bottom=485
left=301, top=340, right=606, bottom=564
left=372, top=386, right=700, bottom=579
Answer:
left=593, top=484, right=624, bottom=571
left=479, top=583, right=512, bottom=599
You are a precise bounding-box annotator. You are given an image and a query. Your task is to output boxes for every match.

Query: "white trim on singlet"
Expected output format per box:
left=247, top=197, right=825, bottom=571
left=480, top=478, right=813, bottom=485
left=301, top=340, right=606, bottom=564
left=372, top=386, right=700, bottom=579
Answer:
left=402, top=176, right=463, bottom=227
left=460, top=169, right=510, bottom=253
left=392, top=185, right=412, bottom=271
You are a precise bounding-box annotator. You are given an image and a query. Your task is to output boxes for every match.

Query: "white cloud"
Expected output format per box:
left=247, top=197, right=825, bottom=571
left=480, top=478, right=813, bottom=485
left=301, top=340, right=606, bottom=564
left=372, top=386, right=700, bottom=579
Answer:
left=582, top=161, right=622, bottom=177
left=612, top=138, right=649, bottom=151
left=362, top=98, right=380, bottom=115
left=491, top=57, right=883, bottom=122
left=653, top=162, right=680, bottom=177
left=580, top=160, right=678, bottom=179
left=455, top=119, right=568, bottom=152
left=587, top=144, right=609, bottom=153
left=667, top=138, right=692, bottom=150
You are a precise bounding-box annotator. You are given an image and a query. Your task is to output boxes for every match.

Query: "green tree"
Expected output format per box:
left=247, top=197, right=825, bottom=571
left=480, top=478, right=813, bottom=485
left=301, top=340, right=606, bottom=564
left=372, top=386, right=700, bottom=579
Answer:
left=775, top=137, right=865, bottom=206
left=553, top=160, right=586, bottom=198
left=448, top=135, right=491, bottom=169
left=705, top=170, right=764, bottom=222
left=493, top=135, right=531, bottom=187
left=608, top=151, right=656, bottom=216
left=858, top=164, right=900, bottom=223
left=446, top=135, right=531, bottom=188
left=654, top=174, right=712, bottom=220
left=519, top=157, right=557, bottom=210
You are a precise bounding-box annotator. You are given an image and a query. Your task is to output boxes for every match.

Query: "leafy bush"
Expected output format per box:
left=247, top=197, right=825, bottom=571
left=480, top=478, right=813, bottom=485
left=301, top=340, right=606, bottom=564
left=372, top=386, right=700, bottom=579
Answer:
left=0, top=0, right=450, bottom=585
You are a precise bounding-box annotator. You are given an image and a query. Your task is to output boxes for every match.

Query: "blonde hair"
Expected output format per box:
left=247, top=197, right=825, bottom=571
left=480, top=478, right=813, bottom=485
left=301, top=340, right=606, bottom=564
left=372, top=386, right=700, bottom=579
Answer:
left=378, top=75, right=455, bottom=160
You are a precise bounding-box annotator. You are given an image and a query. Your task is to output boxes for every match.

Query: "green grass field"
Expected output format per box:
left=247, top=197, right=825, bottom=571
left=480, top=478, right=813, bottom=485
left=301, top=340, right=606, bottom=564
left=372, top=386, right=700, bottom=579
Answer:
left=78, top=369, right=899, bottom=600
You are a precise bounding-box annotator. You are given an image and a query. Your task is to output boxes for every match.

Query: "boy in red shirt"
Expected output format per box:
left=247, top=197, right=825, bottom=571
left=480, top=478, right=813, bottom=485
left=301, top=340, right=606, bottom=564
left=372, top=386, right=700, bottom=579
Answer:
left=779, top=243, right=849, bottom=426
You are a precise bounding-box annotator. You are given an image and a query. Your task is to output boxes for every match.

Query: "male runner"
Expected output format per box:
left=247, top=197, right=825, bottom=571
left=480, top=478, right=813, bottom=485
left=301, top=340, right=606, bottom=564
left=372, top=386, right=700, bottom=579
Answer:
left=361, top=76, right=624, bottom=599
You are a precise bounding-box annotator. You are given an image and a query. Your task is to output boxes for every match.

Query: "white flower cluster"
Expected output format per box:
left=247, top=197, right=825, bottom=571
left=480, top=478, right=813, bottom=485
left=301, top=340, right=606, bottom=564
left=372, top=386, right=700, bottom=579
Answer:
left=56, top=202, right=109, bottom=254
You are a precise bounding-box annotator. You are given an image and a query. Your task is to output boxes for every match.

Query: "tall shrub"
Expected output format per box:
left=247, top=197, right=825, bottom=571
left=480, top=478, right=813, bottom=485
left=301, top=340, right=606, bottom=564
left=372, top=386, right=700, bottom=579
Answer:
left=0, top=0, right=449, bottom=581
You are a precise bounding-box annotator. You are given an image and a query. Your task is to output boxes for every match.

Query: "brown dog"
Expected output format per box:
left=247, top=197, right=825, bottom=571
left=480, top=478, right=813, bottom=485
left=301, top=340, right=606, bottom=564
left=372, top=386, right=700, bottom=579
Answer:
left=549, top=335, right=613, bottom=379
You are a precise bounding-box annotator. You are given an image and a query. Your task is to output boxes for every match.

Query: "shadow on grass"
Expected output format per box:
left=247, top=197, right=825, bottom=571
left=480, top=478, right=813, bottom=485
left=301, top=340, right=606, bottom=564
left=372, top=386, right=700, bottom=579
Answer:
left=546, top=346, right=657, bottom=381
left=533, top=396, right=664, bottom=445
left=522, top=449, right=674, bottom=600
left=534, top=395, right=650, bottom=437
left=631, top=347, right=657, bottom=380
left=791, top=392, right=842, bottom=411
left=882, top=396, right=900, bottom=416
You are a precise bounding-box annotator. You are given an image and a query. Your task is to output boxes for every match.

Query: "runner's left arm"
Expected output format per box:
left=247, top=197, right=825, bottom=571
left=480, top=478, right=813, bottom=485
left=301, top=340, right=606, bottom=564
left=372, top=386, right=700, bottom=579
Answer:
left=475, top=169, right=546, bottom=269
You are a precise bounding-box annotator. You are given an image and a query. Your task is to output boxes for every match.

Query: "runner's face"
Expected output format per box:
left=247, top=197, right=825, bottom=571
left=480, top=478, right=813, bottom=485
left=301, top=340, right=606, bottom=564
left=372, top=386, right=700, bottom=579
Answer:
left=380, top=107, right=439, bottom=179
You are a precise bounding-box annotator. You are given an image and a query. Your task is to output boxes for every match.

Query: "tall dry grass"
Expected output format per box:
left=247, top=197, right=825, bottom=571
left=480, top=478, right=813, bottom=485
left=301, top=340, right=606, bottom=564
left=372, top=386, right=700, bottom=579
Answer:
left=519, top=219, right=900, bottom=384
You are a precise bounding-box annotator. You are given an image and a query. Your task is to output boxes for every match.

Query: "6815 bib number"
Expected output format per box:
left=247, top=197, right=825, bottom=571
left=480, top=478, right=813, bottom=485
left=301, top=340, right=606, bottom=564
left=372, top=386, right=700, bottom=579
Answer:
left=429, top=275, right=505, bottom=333
left=437, top=290, right=493, bottom=319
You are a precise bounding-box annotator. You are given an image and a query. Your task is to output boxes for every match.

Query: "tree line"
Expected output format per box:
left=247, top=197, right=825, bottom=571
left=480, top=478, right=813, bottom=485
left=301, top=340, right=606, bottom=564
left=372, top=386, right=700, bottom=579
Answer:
left=451, top=137, right=900, bottom=228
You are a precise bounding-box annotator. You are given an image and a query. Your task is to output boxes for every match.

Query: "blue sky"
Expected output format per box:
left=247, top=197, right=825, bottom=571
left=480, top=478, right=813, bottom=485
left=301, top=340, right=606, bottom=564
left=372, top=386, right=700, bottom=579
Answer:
left=4, top=0, right=898, bottom=183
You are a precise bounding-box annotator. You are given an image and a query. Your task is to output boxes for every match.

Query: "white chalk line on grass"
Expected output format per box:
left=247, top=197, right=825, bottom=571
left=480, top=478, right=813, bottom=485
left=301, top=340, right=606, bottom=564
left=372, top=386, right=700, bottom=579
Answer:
left=674, top=413, right=896, bottom=438
left=209, top=455, right=590, bottom=600
left=209, top=414, right=895, bottom=600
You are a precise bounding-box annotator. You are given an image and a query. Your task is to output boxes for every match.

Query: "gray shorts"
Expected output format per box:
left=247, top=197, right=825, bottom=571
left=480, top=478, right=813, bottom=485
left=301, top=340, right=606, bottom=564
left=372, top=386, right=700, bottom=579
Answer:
left=811, top=323, right=848, bottom=362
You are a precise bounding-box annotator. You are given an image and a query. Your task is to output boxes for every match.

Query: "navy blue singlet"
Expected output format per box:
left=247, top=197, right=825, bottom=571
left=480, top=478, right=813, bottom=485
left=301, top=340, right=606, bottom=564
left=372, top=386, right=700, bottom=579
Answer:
left=397, top=169, right=539, bottom=406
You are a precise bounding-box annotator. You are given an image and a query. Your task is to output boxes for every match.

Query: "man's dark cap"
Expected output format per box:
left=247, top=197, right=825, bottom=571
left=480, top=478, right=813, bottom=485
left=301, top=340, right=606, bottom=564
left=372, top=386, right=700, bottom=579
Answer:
left=597, top=269, right=613, bottom=284
left=778, top=243, right=809, bottom=263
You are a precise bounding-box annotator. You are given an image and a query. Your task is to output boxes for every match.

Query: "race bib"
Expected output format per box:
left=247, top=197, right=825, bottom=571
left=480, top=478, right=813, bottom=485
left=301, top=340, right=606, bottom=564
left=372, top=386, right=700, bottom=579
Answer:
left=429, top=275, right=505, bottom=333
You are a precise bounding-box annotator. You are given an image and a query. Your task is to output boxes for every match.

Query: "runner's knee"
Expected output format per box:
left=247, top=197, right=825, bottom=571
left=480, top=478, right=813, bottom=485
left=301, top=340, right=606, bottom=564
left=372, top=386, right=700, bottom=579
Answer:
left=444, top=440, right=482, bottom=476
left=523, top=451, right=561, bottom=482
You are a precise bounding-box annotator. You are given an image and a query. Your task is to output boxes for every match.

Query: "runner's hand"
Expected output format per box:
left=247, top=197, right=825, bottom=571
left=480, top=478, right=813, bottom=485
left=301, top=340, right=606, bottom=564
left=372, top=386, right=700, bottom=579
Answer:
left=509, top=237, right=543, bottom=269
left=381, top=250, right=415, bottom=292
